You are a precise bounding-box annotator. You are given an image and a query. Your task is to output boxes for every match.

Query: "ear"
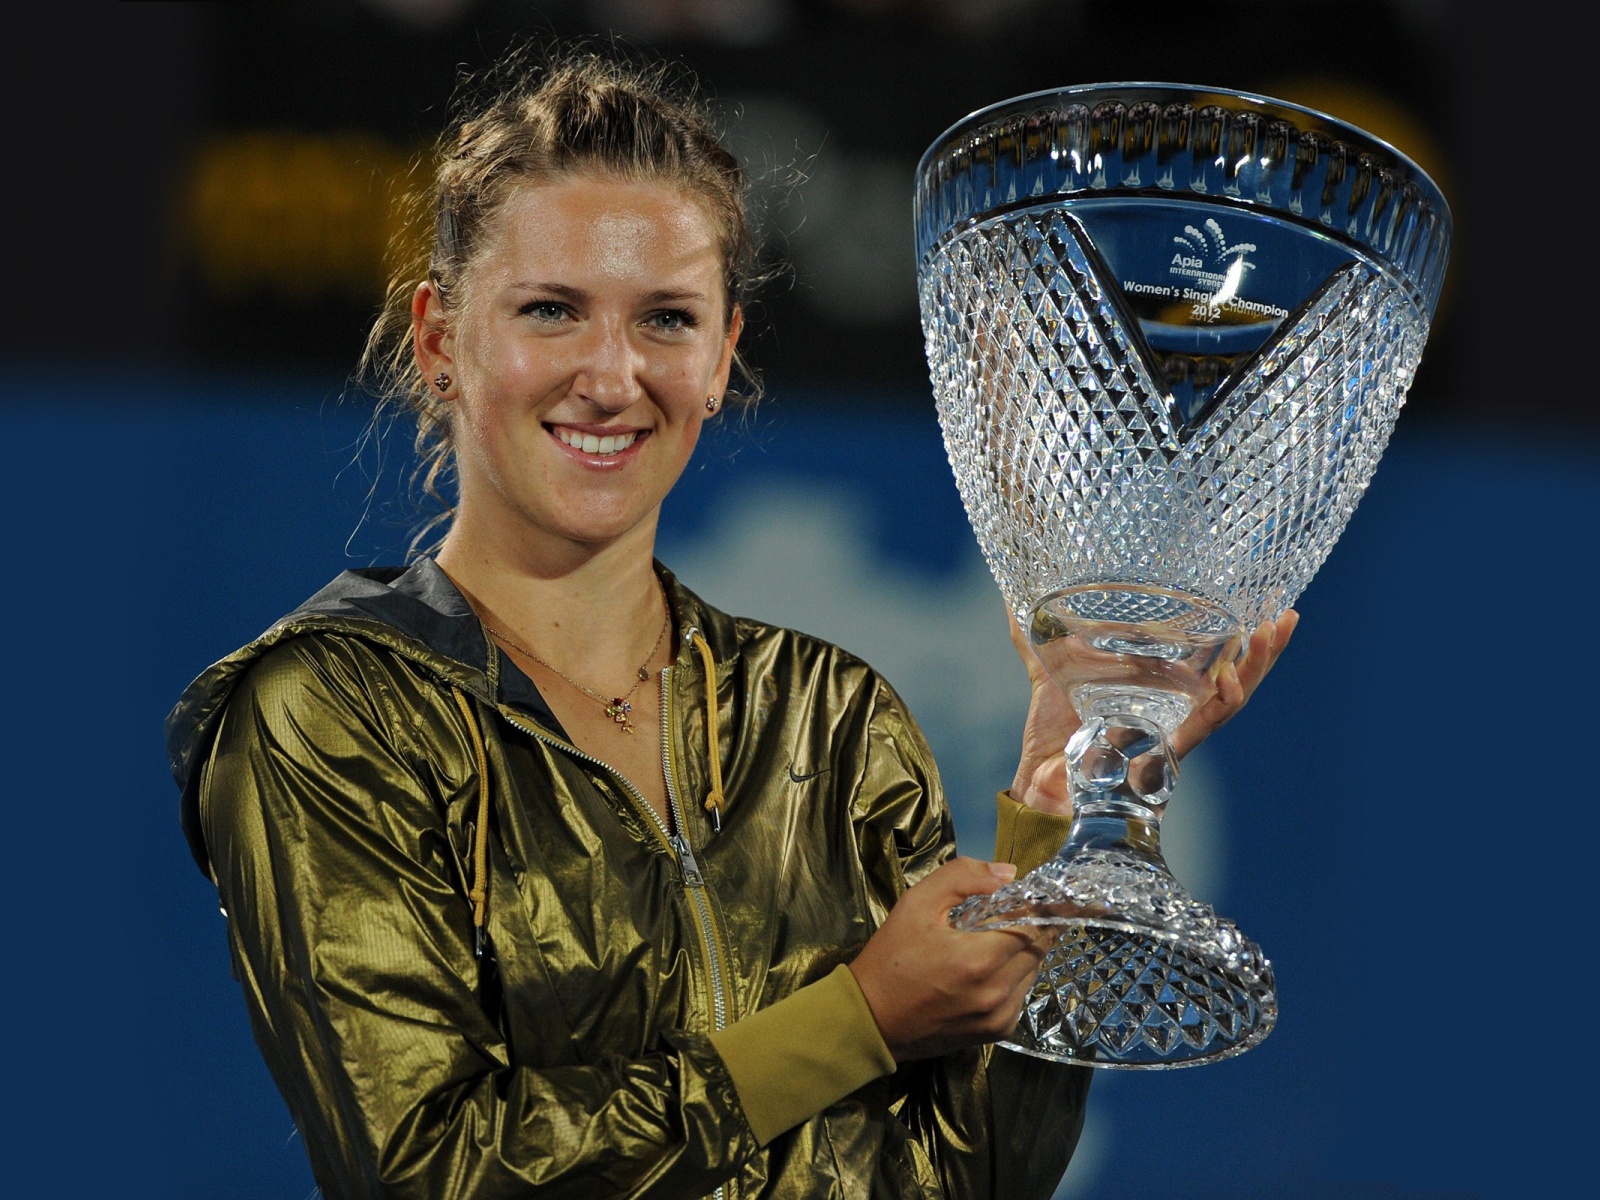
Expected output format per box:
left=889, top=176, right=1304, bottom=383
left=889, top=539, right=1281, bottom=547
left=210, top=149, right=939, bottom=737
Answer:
left=411, top=280, right=456, bottom=396
left=710, top=304, right=744, bottom=399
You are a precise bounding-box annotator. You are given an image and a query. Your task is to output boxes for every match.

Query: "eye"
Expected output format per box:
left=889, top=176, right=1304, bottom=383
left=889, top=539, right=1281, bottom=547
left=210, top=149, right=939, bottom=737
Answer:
left=518, top=300, right=571, bottom=323
left=645, top=308, right=699, bottom=333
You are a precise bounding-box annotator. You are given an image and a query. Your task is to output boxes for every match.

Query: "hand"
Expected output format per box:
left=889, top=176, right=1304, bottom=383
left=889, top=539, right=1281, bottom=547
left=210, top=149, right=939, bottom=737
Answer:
left=1008, top=609, right=1299, bottom=814
left=847, top=858, right=1058, bottom=1062
left=1171, top=610, right=1299, bottom=758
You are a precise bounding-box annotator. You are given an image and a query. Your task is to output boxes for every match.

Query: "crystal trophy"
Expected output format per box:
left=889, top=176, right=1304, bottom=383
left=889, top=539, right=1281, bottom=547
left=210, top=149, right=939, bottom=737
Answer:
left=917, top=85, right=1449, bottom=1067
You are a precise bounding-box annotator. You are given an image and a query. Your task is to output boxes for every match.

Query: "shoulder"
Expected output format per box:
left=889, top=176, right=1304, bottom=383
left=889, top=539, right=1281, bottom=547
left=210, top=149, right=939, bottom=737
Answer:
left=173, top=624, right=472, bottom=876
left=233, top=630, right=436, bottom=719
left=697, top=598, right=902, bottom=717
left=209, top=632, right=450, bottom=785
left=198, top=631, right=465, bottom=860
left=690, top=614, right=955, bottom=876
left=669, top=567, right=877, bottom=685
left=689, top=594, right=928, bottom=775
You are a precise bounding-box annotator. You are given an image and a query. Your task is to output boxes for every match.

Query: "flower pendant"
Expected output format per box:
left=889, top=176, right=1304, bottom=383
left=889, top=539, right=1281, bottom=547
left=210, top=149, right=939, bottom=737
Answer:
left=605, top=698, right=635, bottom=734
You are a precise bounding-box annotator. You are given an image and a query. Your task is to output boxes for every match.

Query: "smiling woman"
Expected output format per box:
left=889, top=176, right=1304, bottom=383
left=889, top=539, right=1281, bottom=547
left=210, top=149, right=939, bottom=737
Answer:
left=419, top=172, right=744, bottom=830
left=163, top=42, right=1290, bottom=1200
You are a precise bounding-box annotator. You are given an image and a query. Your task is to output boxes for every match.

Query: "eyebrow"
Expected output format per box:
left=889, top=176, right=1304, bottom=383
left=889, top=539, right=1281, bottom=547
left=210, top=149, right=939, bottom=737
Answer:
left=509, top=282, right=710, bottom=305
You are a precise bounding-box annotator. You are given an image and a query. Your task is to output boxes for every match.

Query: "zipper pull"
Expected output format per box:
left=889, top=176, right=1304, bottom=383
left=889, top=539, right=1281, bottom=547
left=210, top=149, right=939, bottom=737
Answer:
left=670, top=833, right=705, bottom=887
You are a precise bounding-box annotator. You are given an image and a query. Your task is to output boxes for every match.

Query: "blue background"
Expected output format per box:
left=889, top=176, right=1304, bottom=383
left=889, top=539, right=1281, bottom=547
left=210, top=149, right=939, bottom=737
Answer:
left=5, top=370, right=1591, bottom=1198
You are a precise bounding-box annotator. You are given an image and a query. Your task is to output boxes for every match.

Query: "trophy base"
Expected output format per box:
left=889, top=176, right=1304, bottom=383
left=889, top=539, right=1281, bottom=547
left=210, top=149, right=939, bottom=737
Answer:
left=951, top=843, right=1276, bottom=1068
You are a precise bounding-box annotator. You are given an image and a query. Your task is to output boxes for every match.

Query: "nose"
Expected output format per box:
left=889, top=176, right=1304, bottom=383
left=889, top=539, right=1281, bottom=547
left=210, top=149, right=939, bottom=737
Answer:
left=571, top=315, right=644, bottom=413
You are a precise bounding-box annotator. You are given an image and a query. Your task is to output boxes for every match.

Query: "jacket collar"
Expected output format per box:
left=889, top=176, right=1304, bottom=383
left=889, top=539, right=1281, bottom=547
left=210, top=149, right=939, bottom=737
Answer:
left=165, top=556, right=724, bottom=873
left=278, top=556, right=564, bottom=723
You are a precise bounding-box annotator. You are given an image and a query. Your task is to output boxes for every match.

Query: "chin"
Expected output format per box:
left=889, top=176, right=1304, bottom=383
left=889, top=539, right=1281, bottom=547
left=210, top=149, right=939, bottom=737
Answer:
left=544, top=505, right=656, bottom=547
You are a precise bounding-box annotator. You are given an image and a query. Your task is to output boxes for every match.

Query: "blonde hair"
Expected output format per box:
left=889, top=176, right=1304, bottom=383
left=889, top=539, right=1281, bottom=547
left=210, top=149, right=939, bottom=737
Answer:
left=360, top=44, right=758, bottom=555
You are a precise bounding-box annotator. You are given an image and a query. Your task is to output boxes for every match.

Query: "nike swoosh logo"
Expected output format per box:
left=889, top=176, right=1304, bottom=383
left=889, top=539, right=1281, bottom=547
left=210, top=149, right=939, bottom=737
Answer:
left=788, top=764, right=831, bottom=783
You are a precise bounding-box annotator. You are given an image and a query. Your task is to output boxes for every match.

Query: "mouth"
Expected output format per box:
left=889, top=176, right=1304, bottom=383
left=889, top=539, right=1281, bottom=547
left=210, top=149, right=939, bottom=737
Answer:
left=545, top=423, right=648, bottom=465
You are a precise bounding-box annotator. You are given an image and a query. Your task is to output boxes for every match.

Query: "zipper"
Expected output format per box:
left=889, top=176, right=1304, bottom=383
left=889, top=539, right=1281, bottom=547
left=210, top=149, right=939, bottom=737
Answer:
left=503, top=638, right=739, bottom=1199
left=499, top=665, right=736, bottom=1029
left=502, top=709, right=679, bottom=856
left=662, top=630, right=738, bottom=1200
left=660, top=651, right=732, bottom=1035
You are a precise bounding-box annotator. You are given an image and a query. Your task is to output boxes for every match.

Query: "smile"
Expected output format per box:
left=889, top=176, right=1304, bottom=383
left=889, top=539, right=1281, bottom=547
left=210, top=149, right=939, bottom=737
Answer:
left=550, top=426, right=642, bottom=458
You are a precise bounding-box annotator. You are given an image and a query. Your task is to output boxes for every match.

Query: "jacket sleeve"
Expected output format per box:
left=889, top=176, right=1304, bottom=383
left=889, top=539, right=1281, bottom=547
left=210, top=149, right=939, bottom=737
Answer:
left=200, top=638, right=760, bottom=1200
left=853, top=677, right=1094, bottom=1200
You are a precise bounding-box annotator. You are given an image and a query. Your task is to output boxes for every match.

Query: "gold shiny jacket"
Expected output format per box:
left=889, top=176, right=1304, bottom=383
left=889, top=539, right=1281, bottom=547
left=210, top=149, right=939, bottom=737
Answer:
left=166, top=559, right=1089, bottom=1200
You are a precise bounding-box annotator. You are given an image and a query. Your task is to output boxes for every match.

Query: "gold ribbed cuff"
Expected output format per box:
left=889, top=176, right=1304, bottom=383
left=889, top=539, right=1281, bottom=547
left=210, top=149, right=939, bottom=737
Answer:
left=709, top=964, right=895, bottom=1146
left=994, top=791, right=1074, bottom=875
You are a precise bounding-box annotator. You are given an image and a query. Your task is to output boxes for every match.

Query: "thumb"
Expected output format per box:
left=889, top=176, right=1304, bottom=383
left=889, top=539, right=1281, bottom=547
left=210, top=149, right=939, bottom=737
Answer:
left=919, top=856, right=1017, bottom=907
left=1006, top=609, right=1047, bottom=685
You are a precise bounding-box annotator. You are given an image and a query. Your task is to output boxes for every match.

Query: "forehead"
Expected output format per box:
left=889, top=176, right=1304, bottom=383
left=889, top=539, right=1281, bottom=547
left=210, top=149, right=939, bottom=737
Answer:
left=481, top=174, right=723, bottom=287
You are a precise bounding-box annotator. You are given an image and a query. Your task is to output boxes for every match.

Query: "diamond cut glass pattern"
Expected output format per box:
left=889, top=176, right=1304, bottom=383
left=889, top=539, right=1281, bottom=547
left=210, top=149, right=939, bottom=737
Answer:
left=916, top=85, right=1449, bottom=1069
left=923, top=213, right=1424, bottom=625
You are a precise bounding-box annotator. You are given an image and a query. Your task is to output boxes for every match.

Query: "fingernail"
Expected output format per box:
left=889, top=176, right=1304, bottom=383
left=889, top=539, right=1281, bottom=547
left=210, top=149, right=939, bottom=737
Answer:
left=989, top=862, right=1017, bottom=881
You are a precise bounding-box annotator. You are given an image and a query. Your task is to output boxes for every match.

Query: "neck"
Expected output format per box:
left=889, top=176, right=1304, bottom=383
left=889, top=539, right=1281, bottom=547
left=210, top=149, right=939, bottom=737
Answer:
left=435, top=511, right=669, bottom=681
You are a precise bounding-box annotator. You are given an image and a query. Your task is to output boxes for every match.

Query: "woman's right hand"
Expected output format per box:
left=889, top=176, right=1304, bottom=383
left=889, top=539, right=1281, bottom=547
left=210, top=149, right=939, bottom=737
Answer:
left=847, top=858, right=1056, bottom=1062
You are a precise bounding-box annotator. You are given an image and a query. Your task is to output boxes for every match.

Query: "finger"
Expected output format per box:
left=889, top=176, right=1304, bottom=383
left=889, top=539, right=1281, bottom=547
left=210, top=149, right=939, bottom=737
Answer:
left=1006, top=607, right=1048, bottom=687
left=1021, top=756, right=1073, bottom=817
left=1013, top=921, right=1061, bottom=961
left=985, top=920, right=1058, bottom=961
left=1207, top=633, right=1243, bottom=684
left=1215, top=659, right=1244, bottom=708
left=1187, top=657, right=1242, bottom=727
left=1217, top=622, right=1271, bottom=708
left=990, top=926, right=1058, bottom=1001
left=1266, top=610, right=1299, bottom=670
left=959, top=923, right=1054, bottom=988
left=988, top=917, right=1059, bottom=954
left=1234, top=621, right=1277, bottom=697
left=1238, top=610, right=1298, bottom=701
left=919, top=857, right=1018, bottom=908
left=988, top=953, right=1049, bottom=1011
left=1171, top=658, right=1241, bottom=756
left=1007, top=609, right=1029, bottom=657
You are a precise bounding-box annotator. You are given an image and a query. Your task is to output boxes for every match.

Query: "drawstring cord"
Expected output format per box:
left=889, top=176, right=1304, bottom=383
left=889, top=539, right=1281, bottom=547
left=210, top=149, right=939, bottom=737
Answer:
left=450, top=687, right=492, bottom=959
left=690, top=630, right=727, bottom=834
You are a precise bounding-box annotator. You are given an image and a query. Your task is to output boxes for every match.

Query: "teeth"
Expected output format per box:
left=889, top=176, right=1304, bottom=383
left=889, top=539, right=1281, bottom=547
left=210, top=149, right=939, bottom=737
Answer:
left=556, top=428, right=638, bottom=457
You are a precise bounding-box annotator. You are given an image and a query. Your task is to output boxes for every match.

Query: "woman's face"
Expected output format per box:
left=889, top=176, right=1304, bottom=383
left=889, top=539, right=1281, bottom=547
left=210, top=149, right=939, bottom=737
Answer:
left=421, top=174, right=741, bottom=551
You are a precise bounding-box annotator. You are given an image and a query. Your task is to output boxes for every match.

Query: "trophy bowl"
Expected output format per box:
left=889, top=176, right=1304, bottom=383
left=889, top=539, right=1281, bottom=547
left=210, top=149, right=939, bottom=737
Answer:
left=916, top=85, right=1450, bottom=1068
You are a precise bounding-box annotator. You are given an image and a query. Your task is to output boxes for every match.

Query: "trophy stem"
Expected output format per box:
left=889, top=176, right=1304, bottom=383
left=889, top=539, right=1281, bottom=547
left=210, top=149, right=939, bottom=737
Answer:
left=1060, top=805, right=1163, bottom=868
left=950, top=683, right=1277, bottom=1068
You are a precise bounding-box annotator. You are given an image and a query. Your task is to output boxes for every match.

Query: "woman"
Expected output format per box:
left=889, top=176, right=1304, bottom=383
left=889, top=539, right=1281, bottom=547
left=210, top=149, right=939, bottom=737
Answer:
left=165, top=49, right=1293, bottom=1200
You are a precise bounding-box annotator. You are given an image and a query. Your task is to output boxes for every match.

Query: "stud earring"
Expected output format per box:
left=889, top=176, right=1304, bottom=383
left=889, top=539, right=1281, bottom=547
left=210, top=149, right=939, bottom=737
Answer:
left=706, top=395, right=722, bottom=413
left=434, top=372, right=451, bottom=392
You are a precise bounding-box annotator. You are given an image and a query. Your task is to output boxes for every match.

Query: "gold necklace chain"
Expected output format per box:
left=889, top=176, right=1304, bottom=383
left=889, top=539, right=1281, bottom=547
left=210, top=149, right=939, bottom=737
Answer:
left=483, top=587, right=671, bottom=735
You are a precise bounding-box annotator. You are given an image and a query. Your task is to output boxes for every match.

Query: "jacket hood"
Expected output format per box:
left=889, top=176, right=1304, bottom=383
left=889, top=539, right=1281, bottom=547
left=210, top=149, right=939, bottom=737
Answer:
left=165, top=557, right=576, bottom=876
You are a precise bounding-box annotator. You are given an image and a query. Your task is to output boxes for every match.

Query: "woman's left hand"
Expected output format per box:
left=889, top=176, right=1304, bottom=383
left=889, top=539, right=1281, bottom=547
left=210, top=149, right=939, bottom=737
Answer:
left=1008, top=609, right=1299, bottom=815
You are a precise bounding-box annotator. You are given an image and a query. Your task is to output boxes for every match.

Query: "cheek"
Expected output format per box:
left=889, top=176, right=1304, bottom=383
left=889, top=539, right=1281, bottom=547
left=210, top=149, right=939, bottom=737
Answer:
left=648, top=351, right=719, bottom=413
left=667, top=413, right=707, bottom=469
left=456, top=336, right=553, bottom=444
left=451, top=401, right=502, bottom=470
left=463, top=320, right=537, bottom=390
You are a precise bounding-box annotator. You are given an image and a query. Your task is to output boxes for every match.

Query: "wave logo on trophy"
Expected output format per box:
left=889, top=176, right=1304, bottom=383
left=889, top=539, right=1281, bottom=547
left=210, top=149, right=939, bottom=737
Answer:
left=916, top=85, right=1450, bottom=1067
left=1170, top=218, right=1256, bottom=288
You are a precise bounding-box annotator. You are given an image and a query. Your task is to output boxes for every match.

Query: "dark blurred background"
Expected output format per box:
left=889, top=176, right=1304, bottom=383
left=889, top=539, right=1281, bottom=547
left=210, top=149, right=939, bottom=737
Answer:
left=4, top=3, right=1593, bottom=1199
left=10, top=0, right=1499, bottom=414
